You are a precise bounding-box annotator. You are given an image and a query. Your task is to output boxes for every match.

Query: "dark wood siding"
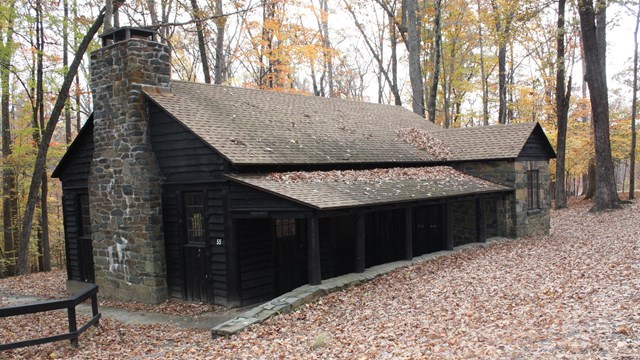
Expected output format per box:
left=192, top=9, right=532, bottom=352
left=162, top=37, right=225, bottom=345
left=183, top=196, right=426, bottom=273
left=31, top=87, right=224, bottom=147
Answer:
left=237, top=218, right=275, bottom=305
left=518, top=133, right=551, bottom=160
left=162, top=185, right=228, bottom=304
left=57, top=123, right=93, bottom=189
left=320, top=215, right=356, bottom=280
left=62, top=193, right=81, bottom=281
left=149, top=104, right=226, bottom=183
left=364, top=209, right=405, bottom=268
left=229, top=183, right=309, bottom=212
left=162, top=190, right=183, bottom=297
left=208, top=189, right=227, bottom=303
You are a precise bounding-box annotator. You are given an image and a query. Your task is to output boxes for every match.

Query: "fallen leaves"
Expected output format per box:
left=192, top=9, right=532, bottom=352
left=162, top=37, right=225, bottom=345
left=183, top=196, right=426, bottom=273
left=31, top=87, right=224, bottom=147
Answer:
left=395, top=127, right=452, bottom=160
left=266, top=166, right=498, bottom=188
left=2, top=201, right=640, bottom=359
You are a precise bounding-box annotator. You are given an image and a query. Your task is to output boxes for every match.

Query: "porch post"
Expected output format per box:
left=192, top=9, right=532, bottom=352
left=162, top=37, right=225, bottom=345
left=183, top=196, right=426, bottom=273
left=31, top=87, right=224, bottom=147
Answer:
left=476, top=198, right=486, bottom=243
left=355, top=213, right=365, bottom=273
left=307, top=217, right=321, bottom=285
left=404, top=207, right=413, bottom=260
left=444, top=202, right=454, bottom=250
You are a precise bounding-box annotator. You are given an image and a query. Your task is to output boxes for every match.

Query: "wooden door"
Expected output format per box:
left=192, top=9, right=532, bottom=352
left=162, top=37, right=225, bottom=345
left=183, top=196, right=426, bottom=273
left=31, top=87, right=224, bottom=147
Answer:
left=413, top=205, right=445, bottom=255
left=77, top=194, right=95, bottom=282
left=275, top=219, right=306, bottom=294
left=181, top=191, right=213, bottom=302
left=426, top=205, right=445, bottom=252
left=413, top=206, right=429, bottom=256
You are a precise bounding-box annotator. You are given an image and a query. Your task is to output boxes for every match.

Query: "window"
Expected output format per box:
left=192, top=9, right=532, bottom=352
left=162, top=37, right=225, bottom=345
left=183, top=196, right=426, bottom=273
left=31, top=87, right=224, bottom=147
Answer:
left=78, top=194, right=91, bottom=237
left=275, top=218, right=296, bottom=239
left=184, top=192, right=205, bottom=243
left=527, top=170, right=540, bottom=210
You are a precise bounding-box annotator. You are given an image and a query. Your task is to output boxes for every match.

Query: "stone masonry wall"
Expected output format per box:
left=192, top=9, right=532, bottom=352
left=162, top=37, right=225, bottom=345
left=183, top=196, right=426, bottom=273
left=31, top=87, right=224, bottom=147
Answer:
left=452, top=196, right=499, bottom=247
left=88, top=38, right=171, bottom=303
left=454, top=160, right=551, bottom=238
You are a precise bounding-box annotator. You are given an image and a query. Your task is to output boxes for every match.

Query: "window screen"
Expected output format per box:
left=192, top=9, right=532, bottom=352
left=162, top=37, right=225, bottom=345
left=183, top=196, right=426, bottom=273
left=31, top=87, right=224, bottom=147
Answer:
left=184, top=192, right=205, bottom=243
left=275, top=218, right=296, bottom=239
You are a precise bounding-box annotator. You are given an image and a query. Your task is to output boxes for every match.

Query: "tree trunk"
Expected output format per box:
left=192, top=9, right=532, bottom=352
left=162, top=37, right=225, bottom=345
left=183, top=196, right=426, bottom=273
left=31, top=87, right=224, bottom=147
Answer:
left=555, top=0, right=571, bottom=209
left=477, top=0, right=489, bottom=126
left=191, top=0, right=211, bottom=83
left=427, top=0, right=442, bottom=123
left=577, top=0, right=620, bottom=211
left=213, top=0, right=226, bottom=84
left=74, top=0, right=82, bottom=133
left=389, top=15, right=400, bottom=105
left=1, top=3, right=17, bottom=276
left=320, top=0, right=333, bottom=96
left=491, top=0, right=512, bottom=124
left=405, top=0, right=425, bottom=116
left=16, top=8, right=107, bottom=275
left=63, top=0, right=72, bottom=144
left=28, top=0, right=51, bottom=273
left=629, top=0, right=639, bottom=200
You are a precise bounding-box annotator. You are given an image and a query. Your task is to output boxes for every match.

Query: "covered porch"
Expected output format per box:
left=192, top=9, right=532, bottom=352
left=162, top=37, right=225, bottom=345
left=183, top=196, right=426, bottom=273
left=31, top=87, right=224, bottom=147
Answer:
left=226, top=167, right=511, bottom=306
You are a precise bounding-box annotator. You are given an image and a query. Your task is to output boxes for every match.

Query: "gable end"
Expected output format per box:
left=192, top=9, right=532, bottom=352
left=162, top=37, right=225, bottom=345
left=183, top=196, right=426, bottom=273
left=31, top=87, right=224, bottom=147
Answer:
left=516, top=123, right=556, bottom=160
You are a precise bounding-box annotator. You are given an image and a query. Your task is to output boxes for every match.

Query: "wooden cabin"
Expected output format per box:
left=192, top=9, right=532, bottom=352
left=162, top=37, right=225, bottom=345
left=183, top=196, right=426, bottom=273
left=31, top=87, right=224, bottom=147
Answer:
left=52, top=28, right=556, bottom=307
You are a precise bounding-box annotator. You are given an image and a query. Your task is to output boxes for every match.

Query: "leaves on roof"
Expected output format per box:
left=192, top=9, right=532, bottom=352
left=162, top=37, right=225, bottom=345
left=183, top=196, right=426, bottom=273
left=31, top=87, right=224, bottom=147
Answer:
left=266, top=166, right=496, bottom=187
left=396, top=127, right=452, bottom=160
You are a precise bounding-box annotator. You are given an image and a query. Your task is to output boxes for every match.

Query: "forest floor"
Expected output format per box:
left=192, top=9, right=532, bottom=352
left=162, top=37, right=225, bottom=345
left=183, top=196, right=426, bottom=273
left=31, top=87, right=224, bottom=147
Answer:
left=1, top=198, right=640, bottom=359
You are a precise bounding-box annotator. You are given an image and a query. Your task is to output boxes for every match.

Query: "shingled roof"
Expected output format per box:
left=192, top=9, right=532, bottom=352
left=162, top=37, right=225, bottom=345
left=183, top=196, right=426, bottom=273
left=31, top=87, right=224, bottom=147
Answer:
left=144, top=81, right=443, bottom=165
left=431, top=122, right=556, bottom=161
left=227, top=166, right=511, bottom=210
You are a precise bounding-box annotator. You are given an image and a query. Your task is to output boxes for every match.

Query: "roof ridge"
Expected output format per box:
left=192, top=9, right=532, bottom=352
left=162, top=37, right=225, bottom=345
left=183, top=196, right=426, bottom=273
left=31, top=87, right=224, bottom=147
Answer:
left=169, top=80, right=417, bottom=110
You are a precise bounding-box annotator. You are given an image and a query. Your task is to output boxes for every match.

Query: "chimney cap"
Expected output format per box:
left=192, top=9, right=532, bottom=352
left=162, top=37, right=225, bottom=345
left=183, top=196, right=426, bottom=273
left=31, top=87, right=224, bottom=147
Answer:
left=99, top=27, right=159, bottom=46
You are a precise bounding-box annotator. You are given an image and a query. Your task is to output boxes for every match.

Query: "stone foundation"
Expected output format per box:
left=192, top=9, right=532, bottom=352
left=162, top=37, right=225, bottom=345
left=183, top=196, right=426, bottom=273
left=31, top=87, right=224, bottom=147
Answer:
left=88, top=34, right=171, bottom=304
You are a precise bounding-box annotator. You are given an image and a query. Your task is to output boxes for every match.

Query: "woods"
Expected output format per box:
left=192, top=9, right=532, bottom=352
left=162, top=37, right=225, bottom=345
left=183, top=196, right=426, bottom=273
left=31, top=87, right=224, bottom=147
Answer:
left=0, top=0, right=638, bottom=276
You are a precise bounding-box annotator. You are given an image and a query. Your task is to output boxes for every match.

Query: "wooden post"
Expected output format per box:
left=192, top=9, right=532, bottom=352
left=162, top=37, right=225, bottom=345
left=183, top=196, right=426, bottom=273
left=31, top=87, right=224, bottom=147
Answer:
left=355, top=213, right=365, bottom=273
left=404, top=208, right=413, bottom=260
left=307, top=217, right=321, bottom=285
left=444, top=202, right=454, bottom=250
left=67, top=307, right=78, bottom=348
left=476, top=198, right=486, bottom=243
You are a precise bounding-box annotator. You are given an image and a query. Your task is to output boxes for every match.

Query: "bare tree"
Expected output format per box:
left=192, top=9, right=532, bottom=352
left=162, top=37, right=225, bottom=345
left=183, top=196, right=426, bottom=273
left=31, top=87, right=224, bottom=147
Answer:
left=191, top=0, right=211, bottom=83
left=17, top=8, right=107, bottom=274
left=344, top=1, right=402, bottom=105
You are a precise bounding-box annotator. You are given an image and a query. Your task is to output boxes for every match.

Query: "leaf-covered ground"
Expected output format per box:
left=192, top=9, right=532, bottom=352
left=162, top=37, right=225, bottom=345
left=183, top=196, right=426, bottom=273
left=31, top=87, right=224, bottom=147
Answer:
left=2, top=200, right=640, bottom=359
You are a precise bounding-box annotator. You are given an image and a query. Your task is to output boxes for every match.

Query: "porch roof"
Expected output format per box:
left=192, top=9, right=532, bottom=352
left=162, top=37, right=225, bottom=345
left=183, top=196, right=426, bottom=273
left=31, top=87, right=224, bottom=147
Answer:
left=227, top=166, right=512, bottom=210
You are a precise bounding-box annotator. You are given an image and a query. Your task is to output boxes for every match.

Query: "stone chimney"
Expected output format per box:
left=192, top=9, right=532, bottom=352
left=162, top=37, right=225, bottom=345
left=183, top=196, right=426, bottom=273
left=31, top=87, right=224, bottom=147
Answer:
left=88, top=27, right=170, bottom=303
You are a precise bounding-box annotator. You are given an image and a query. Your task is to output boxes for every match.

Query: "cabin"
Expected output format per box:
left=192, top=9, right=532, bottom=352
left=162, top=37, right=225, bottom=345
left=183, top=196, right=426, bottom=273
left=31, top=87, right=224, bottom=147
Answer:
left=52, top=27, right=556, bottom=307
